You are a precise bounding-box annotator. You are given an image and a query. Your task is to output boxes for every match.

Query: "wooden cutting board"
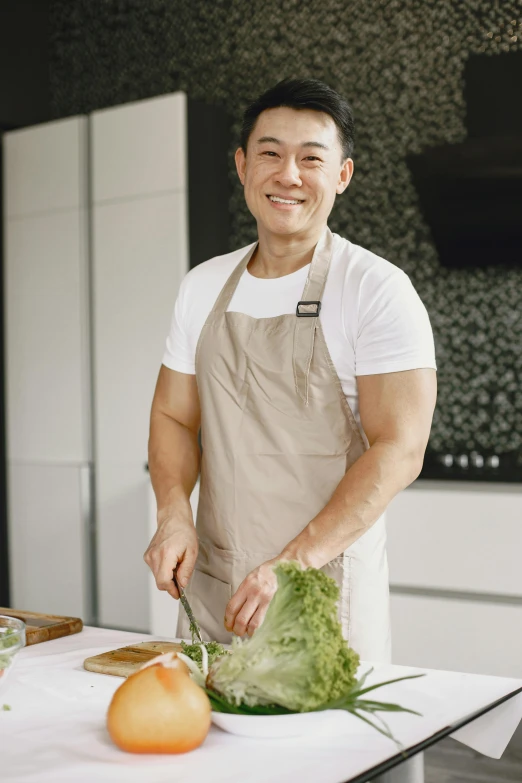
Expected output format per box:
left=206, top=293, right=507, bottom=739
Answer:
left=0, top=608, right=83, bottom=645
left=84, top=641, right=183, bottom=678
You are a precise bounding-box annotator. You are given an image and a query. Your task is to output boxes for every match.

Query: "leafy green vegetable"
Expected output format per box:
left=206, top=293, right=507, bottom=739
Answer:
left=2, top=704, right=11, bottom=711
left=180, top=640, right=226, bottom=670
left=0, top=628, right=17, bottom=648
left=203, top=562, right=425, bottom=746
left=208, top=561, right=360, bottom=712
left=0, top=628, right=20, bottom=670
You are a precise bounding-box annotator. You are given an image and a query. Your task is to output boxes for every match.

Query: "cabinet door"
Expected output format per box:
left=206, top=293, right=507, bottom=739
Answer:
left=5, top=210, right=91, bottom=463
left=4, top=116, right=90, bottom=464
left=4, top=117, right=92, bottom=625
left=92, top=192, right=187, bottom=463
left=95, top=462, right=151, bottom=631
left=387, top=486, right=522, bottom=596
left=391, top=592, right=522, bottom=678
left=91, top=93, right=189, bottom=631
left=92, top=192, right=188, bottom=630
left=4, top=116, right=87, bottom=217
left=7, top=464, right=93, bottom=620
left=91, top=92, right=186, bottom=202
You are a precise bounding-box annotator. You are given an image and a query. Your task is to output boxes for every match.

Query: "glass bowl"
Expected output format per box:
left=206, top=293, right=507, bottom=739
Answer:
left=0, top=616, right=26, bottom=690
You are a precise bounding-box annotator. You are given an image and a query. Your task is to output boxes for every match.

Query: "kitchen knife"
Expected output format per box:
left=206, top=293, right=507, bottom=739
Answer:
left=173, top=571, right=204, bottom=644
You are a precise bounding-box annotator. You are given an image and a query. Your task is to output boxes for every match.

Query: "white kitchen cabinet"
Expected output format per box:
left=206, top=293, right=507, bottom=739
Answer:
left=91, top=92, right=186, bottom=203
left=387, top=483, right=522, bottom=596
left=391, top=592, right=522, bottom=678
left=95, top=462, right=151, bottom=630
left=91, top=95, right=189, bottom=631
left=4, top=116, right=87, bottom=217
left=92, top=193, right=188, bottom=462
left=5, top=209, right=91, bottom=464
left=4, top=117, right=93, bottom=622
left=387, top=482, right=522, bottom=677
left=7, top=463, right=93, bottom=619
left=92, top=192, right=188, bottom=629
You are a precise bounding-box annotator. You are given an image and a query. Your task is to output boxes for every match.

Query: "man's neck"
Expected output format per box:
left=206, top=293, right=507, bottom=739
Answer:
left=248, top=225, right=326, bottom=279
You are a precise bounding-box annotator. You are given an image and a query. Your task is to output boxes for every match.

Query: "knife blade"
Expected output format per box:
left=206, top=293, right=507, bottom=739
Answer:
left=173, top=571, right=203, bottom=644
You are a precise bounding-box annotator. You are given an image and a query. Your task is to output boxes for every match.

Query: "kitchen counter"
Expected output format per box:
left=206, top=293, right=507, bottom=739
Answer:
left=412, top=478, right=522, bottom=493
left=1, top=627, right=521, bottom=783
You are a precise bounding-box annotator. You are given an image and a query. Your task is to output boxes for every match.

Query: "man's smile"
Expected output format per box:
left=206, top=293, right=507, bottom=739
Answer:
left=266, top=194, right=305, bottom=207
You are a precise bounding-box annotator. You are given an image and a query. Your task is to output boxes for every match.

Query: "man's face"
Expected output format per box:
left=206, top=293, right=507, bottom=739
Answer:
left=235, top=107, right=353, bottom=240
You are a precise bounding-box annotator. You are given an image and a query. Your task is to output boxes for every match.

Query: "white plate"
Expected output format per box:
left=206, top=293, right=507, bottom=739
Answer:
left=211, top=709, right=361, bottom=738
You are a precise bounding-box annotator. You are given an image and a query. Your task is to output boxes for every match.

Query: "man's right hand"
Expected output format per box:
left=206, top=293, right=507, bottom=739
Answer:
left=143, top=491, right=198, bottom=600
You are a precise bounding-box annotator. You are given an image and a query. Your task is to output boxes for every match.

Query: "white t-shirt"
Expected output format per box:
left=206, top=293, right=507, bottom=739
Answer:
left=163, top=232, right=437, bottom=430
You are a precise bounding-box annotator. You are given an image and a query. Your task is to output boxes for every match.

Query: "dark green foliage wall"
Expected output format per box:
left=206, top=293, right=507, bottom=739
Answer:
left=49, top=0, right=522, bottom=465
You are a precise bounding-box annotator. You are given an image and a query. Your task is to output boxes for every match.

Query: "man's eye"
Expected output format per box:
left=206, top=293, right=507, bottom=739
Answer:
left=305, top=156, right=321, bottom=162
left=262, top=151, right=278, bottom=157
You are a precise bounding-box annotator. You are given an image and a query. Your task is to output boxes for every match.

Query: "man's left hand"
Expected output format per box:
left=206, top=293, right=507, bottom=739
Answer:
left=224, top=559, right=280, bottom=637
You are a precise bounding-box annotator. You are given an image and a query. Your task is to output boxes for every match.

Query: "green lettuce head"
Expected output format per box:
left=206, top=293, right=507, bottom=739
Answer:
left=208, top=561, right=360, bottom=712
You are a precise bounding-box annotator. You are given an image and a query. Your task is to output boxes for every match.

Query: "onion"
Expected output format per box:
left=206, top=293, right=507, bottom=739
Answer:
left=107, top=653, right=211, bottom=753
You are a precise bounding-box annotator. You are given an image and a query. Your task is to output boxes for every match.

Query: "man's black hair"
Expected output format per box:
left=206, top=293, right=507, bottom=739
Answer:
left=240, top=78, right=355, bottom=160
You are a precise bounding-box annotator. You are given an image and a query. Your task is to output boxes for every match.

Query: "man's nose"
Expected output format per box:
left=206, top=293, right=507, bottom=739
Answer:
left=275, top=158, right=302, bottom=188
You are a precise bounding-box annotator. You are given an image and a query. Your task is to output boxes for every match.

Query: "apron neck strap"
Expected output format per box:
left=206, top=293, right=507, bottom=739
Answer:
left=211, top=228, right=333, bottom=317
left=293, top=227, right=334, bottom=405
left=211, top=242, right=258, bottom=316
left=300, top=226, right=334, bottom=304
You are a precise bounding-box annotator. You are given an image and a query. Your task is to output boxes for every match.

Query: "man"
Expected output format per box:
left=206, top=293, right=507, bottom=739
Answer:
left=144, top=78, right=437, bottom=661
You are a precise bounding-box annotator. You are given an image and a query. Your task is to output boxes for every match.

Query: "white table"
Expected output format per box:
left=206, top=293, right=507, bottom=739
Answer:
left=1, top=627, right=521, bottom=783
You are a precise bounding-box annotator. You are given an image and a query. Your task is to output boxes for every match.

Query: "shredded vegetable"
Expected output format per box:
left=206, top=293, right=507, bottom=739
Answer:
left=0, top=628, right=19, bottom=670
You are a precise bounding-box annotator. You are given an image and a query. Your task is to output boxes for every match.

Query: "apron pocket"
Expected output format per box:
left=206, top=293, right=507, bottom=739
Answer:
left=182, top=569, right=232, bottom=644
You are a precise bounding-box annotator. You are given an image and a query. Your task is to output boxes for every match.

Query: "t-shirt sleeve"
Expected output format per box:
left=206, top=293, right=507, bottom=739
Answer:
left=162, top=274, right=196, bottom=375
left=355, top=269, right=437, bottom=375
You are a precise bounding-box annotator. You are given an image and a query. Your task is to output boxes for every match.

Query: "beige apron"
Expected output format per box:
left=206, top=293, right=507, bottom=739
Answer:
left=178, top=228, right=391, bottom=662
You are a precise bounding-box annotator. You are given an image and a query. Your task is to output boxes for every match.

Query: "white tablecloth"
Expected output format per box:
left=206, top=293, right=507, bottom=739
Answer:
left=0, top=627, right=521, bottom=783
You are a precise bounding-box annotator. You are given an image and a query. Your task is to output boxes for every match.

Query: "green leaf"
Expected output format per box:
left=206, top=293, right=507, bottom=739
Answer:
left=350, top=672, right=425, bottom=698
left=353, top=700, right=422, bottom=716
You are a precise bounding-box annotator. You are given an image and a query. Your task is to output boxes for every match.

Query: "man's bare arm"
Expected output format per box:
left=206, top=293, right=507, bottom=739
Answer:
left=148, top=365, right=201, bottom=508
left=225, top=367, right=437, bottom=636
left=144, top=366, right=201, bottom=597
left=282, top=368, right=437, bottom=566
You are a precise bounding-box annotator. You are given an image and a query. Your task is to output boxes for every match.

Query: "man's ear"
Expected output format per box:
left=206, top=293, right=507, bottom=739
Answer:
left=235, top=147, right=247, bottom=185
left=337, top=158, right=354, bottom=195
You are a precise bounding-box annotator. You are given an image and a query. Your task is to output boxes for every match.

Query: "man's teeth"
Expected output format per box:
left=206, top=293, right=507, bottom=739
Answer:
left=269, top=196, right=301, bottom=205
